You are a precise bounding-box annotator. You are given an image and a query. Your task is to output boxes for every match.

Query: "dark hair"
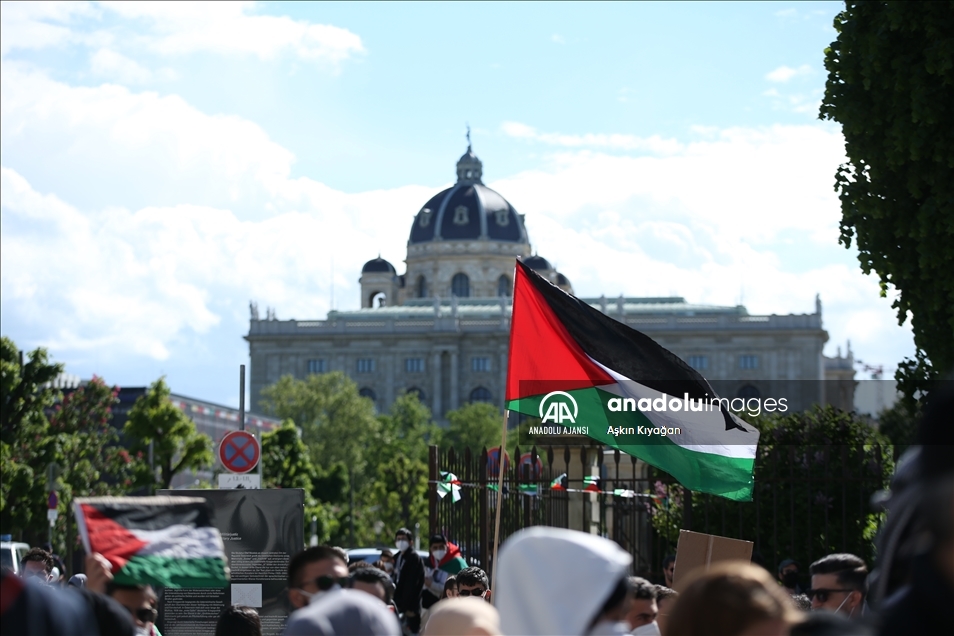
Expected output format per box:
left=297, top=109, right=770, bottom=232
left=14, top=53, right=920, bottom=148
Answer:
left=662, top=554, right=676, bottom=568
left=429, top=533, right=447, bottom=546
left=629, top=576, right=657, bottom=600
left=441, top=576, right=458, bottom=600
left=589, top=577, right=632, bottom=629
left=287, top=546, right=346, bottom=587
left=352, top=565, right=394, bottom=603
left=21, top=548, right=54, bottom=573
left=349, top=560, right=373, bottom=573
left=456, top=566, right=489, bottom=590
left=215, top=605, right=262, bottom=636
left=396, top=527, right=413, bottom=539
left=330, top=546, right=349, bottom=564
left=379, top=548, right=394, bottom=559
left=106, top=582, right=147, bottom=597
left=809, top=554, right=867, bottom=594
left=655, top=585, right=678, bottom=601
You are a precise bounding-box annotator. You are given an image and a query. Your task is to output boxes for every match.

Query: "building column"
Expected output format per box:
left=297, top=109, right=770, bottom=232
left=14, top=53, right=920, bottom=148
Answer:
left=432, top=351, right=442, bottom=418
left=450, top=350, right=459, bottom=411
left=385, top=353, right=395, bottom=410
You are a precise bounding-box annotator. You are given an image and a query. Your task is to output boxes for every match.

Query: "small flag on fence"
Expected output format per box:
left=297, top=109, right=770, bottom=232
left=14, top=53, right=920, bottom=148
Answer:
left=583, top=476, right=602, bottom=493
left=550, top=473, right=568, bottom=490
left=613, top=489, right=637, bottom=498
left=437, top=472, right=462, bottom=503
left=74, top=496, right=229, bottom=589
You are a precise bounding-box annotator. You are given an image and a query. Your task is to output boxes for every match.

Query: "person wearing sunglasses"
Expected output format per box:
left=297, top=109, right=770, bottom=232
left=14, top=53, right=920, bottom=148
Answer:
left=807, top=553, right=867, bottom=617
left=456, top=566, right=491, bottom=602
left=287, top=546, right=350, bottom=610
left=107, top=582, right=161, bottom=636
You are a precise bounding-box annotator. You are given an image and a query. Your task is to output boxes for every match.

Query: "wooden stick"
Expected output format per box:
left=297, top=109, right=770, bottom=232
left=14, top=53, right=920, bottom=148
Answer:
left=489, top=408, right=509, bottom=601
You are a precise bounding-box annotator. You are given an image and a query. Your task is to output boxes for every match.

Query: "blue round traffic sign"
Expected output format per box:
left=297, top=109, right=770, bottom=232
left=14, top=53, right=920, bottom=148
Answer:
left=219, top=430, right=260, bottom=474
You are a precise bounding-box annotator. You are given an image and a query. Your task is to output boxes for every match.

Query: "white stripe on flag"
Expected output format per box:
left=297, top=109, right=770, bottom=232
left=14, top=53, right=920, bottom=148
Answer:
left=130, top=525, right=225, bottom=560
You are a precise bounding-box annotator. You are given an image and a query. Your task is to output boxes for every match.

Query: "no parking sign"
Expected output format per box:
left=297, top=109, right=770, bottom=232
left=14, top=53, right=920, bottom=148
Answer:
left=218, top=430, right=260, bottom=474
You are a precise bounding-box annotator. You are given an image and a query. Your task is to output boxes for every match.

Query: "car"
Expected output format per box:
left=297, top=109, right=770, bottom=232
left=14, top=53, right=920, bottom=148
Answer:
left=1, top=536, right=31, bottom=576
left=347, top=547, right=429, bottom=565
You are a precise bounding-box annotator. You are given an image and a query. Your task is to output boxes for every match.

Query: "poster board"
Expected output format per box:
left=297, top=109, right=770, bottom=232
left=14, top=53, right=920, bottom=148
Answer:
left=671, top=529, right=753, bottom=590
left=157, top=489, right=304, bottom=636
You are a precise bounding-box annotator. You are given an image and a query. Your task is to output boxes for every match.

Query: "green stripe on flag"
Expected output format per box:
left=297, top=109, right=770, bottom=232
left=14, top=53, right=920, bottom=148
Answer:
left=114, top=555, right=229, bottom=588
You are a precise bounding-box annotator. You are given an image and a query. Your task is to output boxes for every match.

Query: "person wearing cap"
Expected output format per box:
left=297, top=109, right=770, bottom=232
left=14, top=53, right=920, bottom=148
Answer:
left=778, top=558, right=803, bottom=594
left=422, top=533, right=468, bottom=611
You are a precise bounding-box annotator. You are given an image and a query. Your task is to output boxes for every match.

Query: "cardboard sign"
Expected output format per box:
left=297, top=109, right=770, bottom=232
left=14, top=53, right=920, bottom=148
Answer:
left=672, top=529, right=753, bottom=589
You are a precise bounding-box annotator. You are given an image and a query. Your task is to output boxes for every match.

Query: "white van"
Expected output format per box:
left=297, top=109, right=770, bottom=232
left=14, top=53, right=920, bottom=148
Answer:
left=0, top=536, right=31, bottom=575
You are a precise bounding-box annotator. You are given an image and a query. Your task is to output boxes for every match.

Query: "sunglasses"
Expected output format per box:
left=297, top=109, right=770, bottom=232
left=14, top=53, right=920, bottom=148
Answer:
left=136, top=608, right=159, bottom=624
left=458, top=588, right=486, bottom=598
left=806, top=588, right=853, bottom=603
left=314, top=575, right=352, bottom=591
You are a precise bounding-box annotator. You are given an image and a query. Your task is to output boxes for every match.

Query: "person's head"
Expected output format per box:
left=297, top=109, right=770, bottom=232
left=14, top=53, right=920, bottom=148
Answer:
left=626, top=577, right=658, bottom=630
left=379, top=548, right=395, bottom=573
left=430, top=533, right=448, bottom=560
left=662, top=554, right=676, bottom=586
left=287, top=546, right=349, bottom=609
left=215, top=605, right=262, bottom=636
left=808, top=553, right=867, bottom=616
left=421, top=597, right=501, bottom=636
left=442, top=575, right=459, bottom=599
left=19, top=547, right=54, bottom=583
left=351, top=565, right=394, bottom=604
left=588, top=576, right=634, bottom=632
left=791, top=594, right=812, bottom=612
left=330, top=545, right=349, bottom=565
left=456, top=566, right=491, bottom=602
left=778, top=558, right=800, bottom=589
left=68, top=573, right=88, bottom=588
left=395, top=527, right=413, bottom=552
left=107, top=582, right=159, bottom=632
left=654, top=586, right=678, bottom=633
left=665, top=561, right=799, bottom=636
left=349, top=560, right=373, bottom=573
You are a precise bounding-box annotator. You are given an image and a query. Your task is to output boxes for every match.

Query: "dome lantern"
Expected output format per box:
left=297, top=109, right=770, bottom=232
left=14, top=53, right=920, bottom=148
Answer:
left=456, top=126, right=483, bottom=185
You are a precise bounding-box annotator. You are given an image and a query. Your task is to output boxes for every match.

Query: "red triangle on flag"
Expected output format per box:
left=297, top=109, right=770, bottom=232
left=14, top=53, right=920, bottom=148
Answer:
left=79, top=504, right=148, bottom=571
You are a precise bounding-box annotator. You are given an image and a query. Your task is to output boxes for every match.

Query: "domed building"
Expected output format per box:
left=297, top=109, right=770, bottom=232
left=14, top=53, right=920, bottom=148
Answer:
left=247, top=144, right=852, bottom=421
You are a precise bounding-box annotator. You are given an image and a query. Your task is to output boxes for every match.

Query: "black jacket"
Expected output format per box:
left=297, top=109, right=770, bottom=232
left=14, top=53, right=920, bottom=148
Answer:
left=879, top=553, right=954, bottom=636
left=393, top=547, right=424, bottom=614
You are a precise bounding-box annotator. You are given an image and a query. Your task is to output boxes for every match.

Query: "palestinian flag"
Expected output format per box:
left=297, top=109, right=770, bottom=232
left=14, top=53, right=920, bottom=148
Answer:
left=613, top=489, right=637, bottom=498
left=437, top=472, right=462, bottom=503
left=583, top=476, right=602, bottom=493
left=506, top=260, right=760, bottom=501
left=550, top=473, right=568, bottom=490
left=74, top=496, right=229, bottom=588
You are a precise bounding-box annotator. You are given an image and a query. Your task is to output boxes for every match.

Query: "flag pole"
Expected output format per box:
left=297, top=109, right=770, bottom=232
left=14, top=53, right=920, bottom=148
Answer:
left=490, top=408, right=508, bottom=601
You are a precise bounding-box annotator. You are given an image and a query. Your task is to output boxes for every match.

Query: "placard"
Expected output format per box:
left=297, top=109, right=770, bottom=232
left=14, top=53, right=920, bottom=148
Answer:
left=672, top=529, right=753, bottom=590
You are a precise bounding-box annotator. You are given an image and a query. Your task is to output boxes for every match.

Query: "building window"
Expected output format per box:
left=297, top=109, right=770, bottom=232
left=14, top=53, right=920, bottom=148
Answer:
left=737, top=384, right=760, bottom=399
left=356, top=358, right=375, bottom=373
left=738, top=355, right=759, bottom=370
left=306, top=359, right=326, bottom=374
left=687, top=355, right=708, bottom=371
left=470, top=387, right=493, bottom=403
left=451, top=273, right=470, bottom=298
left=406, top=387, right=426, bottom=403
left=416, top=275, right=427, bottom=298
left=359, top=387, right=377, bottom=402
left=370, top=291, right=387, bottom=308
left=471, top=356, right=491, bottom=372
left=405, top=358, right=424, bottom=373
left=497, top=275, right=511, bottom=297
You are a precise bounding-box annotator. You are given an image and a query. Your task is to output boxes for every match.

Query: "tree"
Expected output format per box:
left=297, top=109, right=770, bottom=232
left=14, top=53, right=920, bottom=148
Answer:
left=877, top=399, right=922, bottom=460
left=441, top=402, right=503, bottom=453
left=0, top=337, right=62, bottom=543
left=124, top=378, right=213, bottom=490
left=820, top=2, right=954, bottom=403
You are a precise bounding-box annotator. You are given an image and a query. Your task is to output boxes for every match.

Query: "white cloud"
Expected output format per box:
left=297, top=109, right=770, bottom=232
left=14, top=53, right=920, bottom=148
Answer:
left=90, top=48, right=176, bottom=83
left=501, top=121, right=684, bottom=155
left=766, top=64, right=813, bottom=83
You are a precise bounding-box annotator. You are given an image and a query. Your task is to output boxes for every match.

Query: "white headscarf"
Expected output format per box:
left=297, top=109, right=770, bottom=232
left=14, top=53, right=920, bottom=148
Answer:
left=496, top=527, right=632, bottom=635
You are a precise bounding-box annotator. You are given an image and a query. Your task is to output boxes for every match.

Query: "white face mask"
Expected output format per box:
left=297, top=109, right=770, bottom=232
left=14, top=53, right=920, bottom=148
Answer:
left=297, top=585, right=340, bottom=606
left=134, top=627, right=151, bottom=636
left=382, top=562, right=394, bottom=572
left=432, top=549, right=447, bottom=561
left=396, top=540, right=410, bottom=552
left=834, top=592, right=856, bottom=617
left=632, top=621, right=661, bottom=636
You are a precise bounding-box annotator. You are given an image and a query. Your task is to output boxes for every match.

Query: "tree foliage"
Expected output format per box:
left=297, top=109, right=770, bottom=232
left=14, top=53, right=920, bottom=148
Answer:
left=124, top=378, right=213, bottom=490
left=441, top=402, right=503, bottom=454
left=820, top=1, right=954, bottom=401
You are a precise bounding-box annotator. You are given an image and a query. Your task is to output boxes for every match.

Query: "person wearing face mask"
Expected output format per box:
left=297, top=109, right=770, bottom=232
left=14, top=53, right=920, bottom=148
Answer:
left=778, top=559, right=803, bottom=595
left=286, top=546, right=351, bottom=610
left=378, top=548, right=396, bottom=576
left=393, top=527, right=425, bottom=634
left=422, top=534, right=467, bottom=611
left=626, top=577, right=660, bottom=636
left=18, top=547, right=55, bottom=584
left=807, top=553, right=867, bottom=618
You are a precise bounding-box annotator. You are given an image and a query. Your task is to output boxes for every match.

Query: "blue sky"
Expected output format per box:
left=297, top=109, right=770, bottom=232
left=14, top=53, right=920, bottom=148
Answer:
left=1, top=1, right=913, bottom=406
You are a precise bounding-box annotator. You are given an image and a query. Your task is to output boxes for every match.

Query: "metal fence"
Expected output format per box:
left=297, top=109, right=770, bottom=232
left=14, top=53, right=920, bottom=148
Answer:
left=428, top=442, right=890, bottom=580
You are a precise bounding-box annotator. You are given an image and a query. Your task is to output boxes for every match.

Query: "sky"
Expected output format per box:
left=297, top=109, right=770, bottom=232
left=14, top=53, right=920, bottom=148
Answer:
left=1, top=1, right=914, bottom=407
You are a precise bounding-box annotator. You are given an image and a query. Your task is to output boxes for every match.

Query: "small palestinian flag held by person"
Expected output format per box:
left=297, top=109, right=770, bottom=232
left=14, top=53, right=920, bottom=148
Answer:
left=550, top=473, right=568, bottom=490
left=437, top=472, right=462, bottom=503
left=74, top=496, right=229, bottom=588
left=506, top=260, right=760, bottom=502
left=583, top=476, right=602, bottom=493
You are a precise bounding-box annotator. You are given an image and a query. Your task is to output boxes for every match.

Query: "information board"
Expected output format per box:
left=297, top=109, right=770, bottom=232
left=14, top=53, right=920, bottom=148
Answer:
left=156, top=489, right=304, bottom=636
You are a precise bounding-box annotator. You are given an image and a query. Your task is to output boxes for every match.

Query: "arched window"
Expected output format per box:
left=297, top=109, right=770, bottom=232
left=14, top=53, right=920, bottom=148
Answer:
left=736, top=385, right=760, bottom=400
left=497, top=274, right=511, bottom=297
left=416, top=275, right=427, bottom=298
left=406, top=387, right=426, bottom=403
left=470, top=387, right=493, bottom=403
left=370, top=291, right=387, bottom=307
left=451, top=273, right=470, bottom=298
left=359, top=387, right=377, bottom=402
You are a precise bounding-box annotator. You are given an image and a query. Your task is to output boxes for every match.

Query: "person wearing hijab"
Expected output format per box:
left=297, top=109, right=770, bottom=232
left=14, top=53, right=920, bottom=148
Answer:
left=422, top=598, right=501, bottom=636
left=496, top=527, right=633, bottom=635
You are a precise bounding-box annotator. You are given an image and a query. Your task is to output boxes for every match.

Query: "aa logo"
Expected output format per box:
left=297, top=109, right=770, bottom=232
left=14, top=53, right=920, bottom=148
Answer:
left=539, top=391, right=578, bottom=425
